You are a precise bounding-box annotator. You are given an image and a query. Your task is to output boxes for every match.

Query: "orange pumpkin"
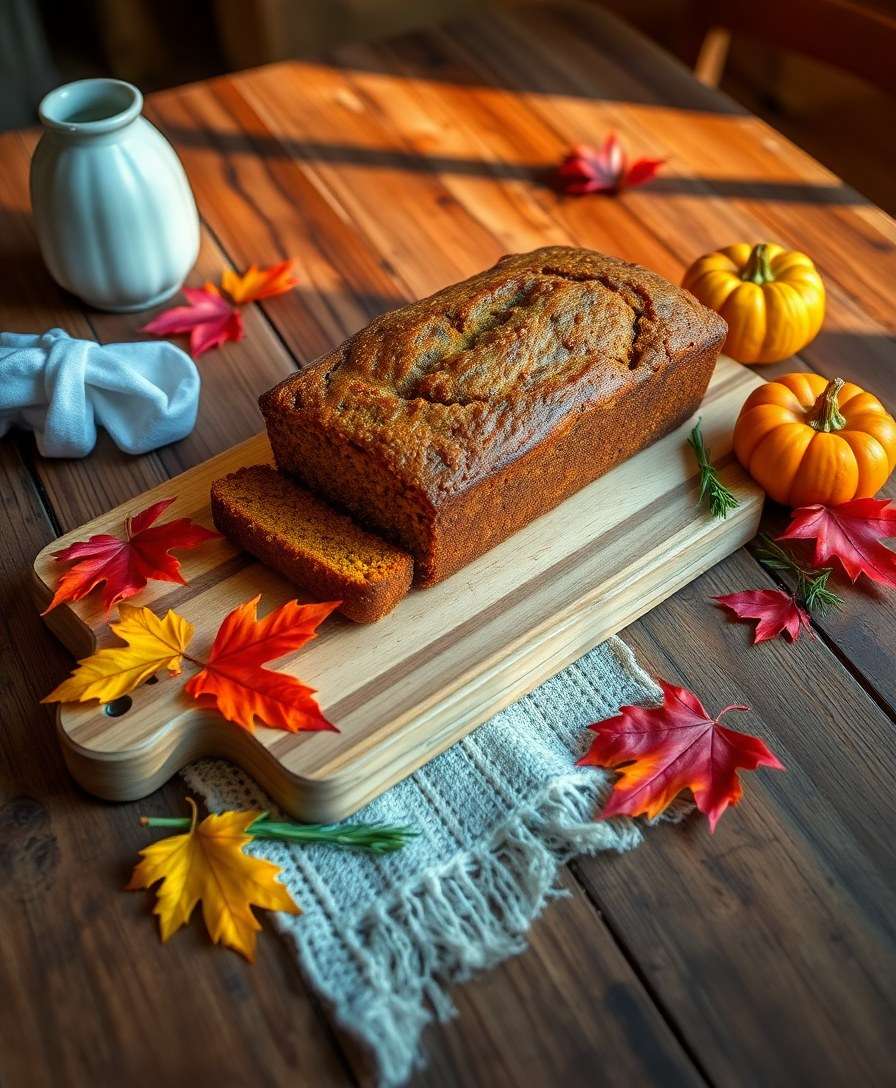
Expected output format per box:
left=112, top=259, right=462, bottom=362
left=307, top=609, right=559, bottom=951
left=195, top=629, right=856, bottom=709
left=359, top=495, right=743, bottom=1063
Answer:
left=733, top=372, right=896, bottom=506
left=682, top=243, right=825, bottom=365
left=687, top=243, right=826, bottom=365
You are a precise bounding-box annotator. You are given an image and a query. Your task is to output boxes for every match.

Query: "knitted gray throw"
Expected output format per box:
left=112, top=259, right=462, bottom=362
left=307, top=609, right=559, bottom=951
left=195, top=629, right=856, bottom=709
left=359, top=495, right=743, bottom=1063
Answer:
left=184, top=637, right=663, bottom=1085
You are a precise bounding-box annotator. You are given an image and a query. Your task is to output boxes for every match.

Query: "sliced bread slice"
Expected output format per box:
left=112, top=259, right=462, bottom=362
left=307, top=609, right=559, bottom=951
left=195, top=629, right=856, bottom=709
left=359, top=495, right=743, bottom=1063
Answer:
left=211, top=465, right=413, bottom=623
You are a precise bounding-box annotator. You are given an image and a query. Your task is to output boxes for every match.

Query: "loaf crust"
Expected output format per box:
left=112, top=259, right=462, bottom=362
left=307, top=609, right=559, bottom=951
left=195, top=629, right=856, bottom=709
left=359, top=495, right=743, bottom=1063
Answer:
left=211, top=465, right=413, bottom=623
left=261, top=246, right=727, bottom=585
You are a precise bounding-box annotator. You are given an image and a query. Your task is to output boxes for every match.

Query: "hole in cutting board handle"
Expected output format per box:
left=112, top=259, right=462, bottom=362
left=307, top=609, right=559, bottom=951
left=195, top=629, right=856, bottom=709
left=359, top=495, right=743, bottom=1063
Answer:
left=104, top=696, right=132, bottom=717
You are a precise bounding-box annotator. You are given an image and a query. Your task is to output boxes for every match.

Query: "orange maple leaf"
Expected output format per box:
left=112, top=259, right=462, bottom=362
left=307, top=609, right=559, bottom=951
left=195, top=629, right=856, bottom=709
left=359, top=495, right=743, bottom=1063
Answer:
left=578, top=678, right=784, bottom=831
left=45, top=498, right=220, bottom=615
left=221, top=260, right=298, bottom=304
left=44, top=596, right=339, bottom=735
left=126, top=798, right=299, bottom=962
left=184, top=595, right=339, bottom=732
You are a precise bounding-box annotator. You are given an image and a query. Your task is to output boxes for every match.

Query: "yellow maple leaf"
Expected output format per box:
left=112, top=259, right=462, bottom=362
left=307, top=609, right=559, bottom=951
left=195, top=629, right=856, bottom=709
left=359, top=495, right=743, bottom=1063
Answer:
left=42, top=604, right=193, bottom=704
left=126, top=799, right=299, bottom=961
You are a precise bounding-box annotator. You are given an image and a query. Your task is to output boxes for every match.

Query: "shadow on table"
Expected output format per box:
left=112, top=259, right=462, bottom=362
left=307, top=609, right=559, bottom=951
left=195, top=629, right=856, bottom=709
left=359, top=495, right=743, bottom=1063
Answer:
left=634, top=176, right=868, bottom=205
left=767, top=329, right=896, bottom=414
left=0, top=205, right=85, bottom=331
left=158, top=126, right=869, bottom=207
left=0, top=201, right=405, bottom=342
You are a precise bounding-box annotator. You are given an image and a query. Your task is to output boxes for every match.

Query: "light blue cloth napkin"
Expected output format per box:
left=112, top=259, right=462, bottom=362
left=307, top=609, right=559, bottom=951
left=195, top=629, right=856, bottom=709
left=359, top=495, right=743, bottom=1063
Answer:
left=184, top=638, right=678, bottom=1086
left=0, top=328, right=199, bottom=457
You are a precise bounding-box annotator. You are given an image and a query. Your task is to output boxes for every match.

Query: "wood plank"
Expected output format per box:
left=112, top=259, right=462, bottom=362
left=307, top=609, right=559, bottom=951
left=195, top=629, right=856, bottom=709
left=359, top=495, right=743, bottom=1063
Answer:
left=412, top=873, right=704, bottom=1088
left=529, top=2, right=896, bottom=322
left=223, top=23, right=895, bottom=408
left=329, top=877, right=707, bottom=1086
left=394, top=12, right=896, bottom=1079
left=333, top=10, right=896, bottom=724
left=448, top=7, right=896, bottom=367
left=0, top=440, right=350, bottom=1087
left=230, top=61, right=508, bottom=295
left=230, top=14, right=896, bottom=413
left=143, top=25, right=896, bottom=1079
left=574, top=545, right=896, bottom=1085
left=0, top=113, right=351, bottom=1088
left=145, top=79, right=410, bottom=351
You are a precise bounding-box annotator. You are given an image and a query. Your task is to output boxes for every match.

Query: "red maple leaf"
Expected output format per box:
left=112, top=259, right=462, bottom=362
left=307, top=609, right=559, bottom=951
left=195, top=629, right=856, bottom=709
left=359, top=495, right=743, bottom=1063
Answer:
left=714, top=589, right=812, bottom=643
left=577, top=679, right=784, bottom=831
left=552, top=133, right=665, bottom=195
left=184, top=595, right=339, bottom=732
left=778, top=498, right=896, bottom=588
left=44, top=498, right=220, bottom=615
left=142, top=286, right=244, bottom=358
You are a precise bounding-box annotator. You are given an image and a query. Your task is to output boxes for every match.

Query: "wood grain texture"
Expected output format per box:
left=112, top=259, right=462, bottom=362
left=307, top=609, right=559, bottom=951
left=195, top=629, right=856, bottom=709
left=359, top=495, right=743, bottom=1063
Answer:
left=583, top=545, right=896, bottom=1086
left=0, top=443, right=350, bottom=1088
left=411, top=872, right=704, bottom=1088
left=34, top=359, right=763, bottom=820
left=3, top=1, right=896, bottom=1084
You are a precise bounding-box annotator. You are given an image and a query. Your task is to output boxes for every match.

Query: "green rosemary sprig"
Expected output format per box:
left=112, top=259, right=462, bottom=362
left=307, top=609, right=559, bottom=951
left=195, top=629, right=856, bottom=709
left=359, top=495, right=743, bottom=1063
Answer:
left=753, top=534, right=843, bottom=615
left=139, top=814, right=419, bottom=854
left=687, top=419, right=740, bottom=520
left=248, top=819, right=419, bottom=853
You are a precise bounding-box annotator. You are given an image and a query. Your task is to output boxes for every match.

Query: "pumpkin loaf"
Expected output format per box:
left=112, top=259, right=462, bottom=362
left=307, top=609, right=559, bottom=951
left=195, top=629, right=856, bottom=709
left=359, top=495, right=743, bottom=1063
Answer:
left=211, top=465, right=413, bottom=623
left=260, top=246, right=727, bottom=586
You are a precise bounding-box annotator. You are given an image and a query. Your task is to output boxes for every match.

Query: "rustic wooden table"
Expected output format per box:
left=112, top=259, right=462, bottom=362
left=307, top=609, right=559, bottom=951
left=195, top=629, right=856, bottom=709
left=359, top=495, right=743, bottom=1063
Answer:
left=2, top=4, right=894, bottom=1085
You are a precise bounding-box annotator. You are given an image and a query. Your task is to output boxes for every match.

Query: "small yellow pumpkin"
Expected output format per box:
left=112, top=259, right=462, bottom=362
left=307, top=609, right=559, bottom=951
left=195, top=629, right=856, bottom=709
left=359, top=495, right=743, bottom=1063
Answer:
left=733, top=372, right=896, bottom=506
left=682, top=243, right=825, bottom=364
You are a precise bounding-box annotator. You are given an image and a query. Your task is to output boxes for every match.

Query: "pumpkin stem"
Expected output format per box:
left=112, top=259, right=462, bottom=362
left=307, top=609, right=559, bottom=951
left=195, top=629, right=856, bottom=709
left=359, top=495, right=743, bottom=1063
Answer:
left=808, top=377, right=847, bottom=432
left=741, top=243, right=774, bottom=285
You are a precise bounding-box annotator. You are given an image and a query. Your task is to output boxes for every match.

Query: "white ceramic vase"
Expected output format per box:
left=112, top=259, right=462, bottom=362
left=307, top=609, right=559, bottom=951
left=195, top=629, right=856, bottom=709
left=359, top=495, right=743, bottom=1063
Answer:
left=30, top=78, right=200, bottom=313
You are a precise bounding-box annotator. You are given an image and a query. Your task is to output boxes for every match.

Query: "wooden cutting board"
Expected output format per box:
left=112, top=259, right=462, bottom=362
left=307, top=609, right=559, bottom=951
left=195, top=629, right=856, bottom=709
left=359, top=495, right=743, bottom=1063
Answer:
left=33, top=356, right=764, bottom=821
